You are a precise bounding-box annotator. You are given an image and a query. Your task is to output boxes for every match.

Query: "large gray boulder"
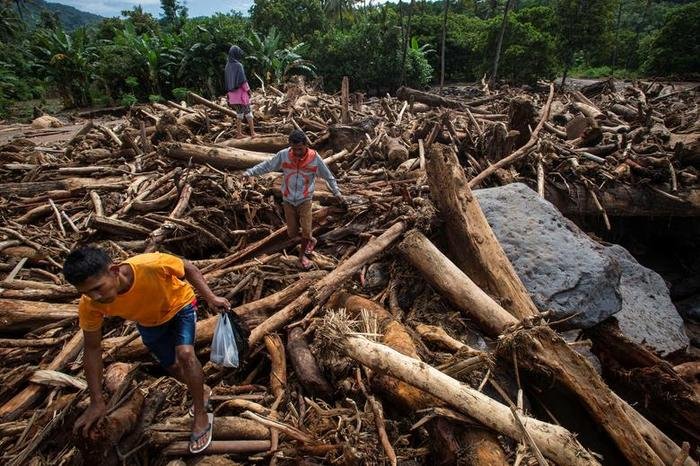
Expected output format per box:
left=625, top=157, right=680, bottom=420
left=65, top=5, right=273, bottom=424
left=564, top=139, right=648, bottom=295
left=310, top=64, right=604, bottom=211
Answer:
left=475, top=183, right=622, bottom=329
left=473, top=183, right=689, bottom=355
left=604, top=245, right=689, bottom=355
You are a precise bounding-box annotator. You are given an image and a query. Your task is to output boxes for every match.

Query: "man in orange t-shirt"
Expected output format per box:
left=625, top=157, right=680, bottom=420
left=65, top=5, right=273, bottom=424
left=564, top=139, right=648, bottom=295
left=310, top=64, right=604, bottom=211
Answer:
left=63, top=246, right=229, bottom=454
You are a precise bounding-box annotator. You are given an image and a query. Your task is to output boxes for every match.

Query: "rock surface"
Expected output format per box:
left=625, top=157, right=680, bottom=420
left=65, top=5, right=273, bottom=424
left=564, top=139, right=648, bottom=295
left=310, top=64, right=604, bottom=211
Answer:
left=475, top=183, right=622, bottom=329
left=606, top=245, right=689, bottom=355
left=475, top=183, right=689, bottom=355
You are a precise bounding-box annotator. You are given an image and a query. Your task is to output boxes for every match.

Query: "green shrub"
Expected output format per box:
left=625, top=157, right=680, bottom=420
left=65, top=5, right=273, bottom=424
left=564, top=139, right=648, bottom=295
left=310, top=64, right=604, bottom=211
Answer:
left=172, top=87, right=189, bottom=101
left=643, top=2, right=700, bottom=77
left=120, top=93, right=138, bottom=107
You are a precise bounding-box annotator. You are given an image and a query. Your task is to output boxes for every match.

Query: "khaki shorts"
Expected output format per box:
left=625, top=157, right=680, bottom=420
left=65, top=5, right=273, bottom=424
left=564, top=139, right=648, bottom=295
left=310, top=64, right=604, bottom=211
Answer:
left=283, top=201, right=313, bottom=239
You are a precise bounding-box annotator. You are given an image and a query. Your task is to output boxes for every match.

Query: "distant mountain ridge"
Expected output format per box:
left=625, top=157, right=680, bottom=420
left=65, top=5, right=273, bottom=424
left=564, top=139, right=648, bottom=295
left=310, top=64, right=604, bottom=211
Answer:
left=14, top=0, right=103, bottom=31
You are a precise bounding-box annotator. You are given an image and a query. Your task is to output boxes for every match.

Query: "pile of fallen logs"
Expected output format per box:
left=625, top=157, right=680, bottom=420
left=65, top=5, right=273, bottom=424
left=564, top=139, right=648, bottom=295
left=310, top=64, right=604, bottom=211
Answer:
left=0, top=77, right=698, bottom=465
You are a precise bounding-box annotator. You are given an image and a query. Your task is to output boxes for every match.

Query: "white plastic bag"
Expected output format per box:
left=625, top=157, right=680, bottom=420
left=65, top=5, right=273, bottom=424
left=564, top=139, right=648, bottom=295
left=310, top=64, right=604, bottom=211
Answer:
left=210, top=312, right=239, bottom=368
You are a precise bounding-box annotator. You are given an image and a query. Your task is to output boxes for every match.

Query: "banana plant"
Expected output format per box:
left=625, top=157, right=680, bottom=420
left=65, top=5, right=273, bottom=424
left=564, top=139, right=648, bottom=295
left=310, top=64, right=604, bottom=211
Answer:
left=32, top=28, right=98, bottom=107
left=244, top=27, right=316, bottom=85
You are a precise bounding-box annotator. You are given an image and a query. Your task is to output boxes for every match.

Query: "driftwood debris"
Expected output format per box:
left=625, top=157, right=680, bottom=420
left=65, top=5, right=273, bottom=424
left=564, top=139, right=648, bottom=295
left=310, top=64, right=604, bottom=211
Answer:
left=0, top=77, right=698, bottom=465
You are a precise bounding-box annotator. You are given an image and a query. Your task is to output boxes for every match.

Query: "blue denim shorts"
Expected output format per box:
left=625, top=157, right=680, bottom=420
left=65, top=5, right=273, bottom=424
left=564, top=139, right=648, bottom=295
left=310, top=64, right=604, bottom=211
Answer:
left=137, top=301, right=197, bottom=368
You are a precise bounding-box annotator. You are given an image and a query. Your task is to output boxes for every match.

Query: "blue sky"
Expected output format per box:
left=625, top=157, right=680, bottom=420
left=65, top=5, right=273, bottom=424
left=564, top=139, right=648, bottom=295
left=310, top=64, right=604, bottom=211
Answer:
left=50, top=1, right=255, bottom=18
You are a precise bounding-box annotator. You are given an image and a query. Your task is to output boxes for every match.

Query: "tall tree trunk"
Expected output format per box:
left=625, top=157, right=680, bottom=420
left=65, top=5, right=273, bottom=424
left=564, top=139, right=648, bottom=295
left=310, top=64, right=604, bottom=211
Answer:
left=611, top=0, right=623, bottom=76
left=489, top=0, right=513, bottom=87
left=625, top=0, right=652, bottom=70
left=400, top=0, right=416, bottom=85
left=440, top=0, right=449, bottom=88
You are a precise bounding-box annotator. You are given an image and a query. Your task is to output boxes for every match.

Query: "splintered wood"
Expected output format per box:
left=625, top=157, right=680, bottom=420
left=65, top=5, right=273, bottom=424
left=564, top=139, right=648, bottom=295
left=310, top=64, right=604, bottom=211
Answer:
left=0, top=77, right=698, bottom=465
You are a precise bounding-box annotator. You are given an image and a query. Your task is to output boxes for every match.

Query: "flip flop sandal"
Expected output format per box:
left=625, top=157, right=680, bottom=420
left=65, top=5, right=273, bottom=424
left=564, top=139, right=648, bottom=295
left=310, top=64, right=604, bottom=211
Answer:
left=189, top=386, right=213, bottom=417
left=189, top=412, right=214, bottom=454
left=304, top=238, right=317, bottom=255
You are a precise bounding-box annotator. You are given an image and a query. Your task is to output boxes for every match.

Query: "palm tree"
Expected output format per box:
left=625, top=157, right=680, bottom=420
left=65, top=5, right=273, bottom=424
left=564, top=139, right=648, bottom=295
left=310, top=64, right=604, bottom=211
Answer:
left=440, top=0, right=449, bottom=88
left=490, top=0, right=513, bottom=87
left=323, top=0, right=353, bottom=28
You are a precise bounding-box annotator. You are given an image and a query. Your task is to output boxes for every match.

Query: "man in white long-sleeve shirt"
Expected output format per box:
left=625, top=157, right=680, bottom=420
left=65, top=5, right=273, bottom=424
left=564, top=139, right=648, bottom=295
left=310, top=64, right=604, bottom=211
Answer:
left=244, top=130, right=345, bottom=268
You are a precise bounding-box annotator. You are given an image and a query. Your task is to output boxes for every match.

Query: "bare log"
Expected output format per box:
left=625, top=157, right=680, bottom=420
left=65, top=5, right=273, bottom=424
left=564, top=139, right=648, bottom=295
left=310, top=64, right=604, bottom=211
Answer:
left=159, top=142, right=272, bottom=170
left=264, top=334, right=287, bottom=400
left=396, top=86, right=463, bottom=109
left=286, top=327, right=333, bottom=400
left=398, top=230, right=518, bottom=336
left=224, top=135, right=289, bottom=152
left=162, top=440, right=271, bottom=456
left=187, top=91, right=238, bottom=119
left=0, top=299, right=77, bottom=332
left=426, top=144, right=539, bottom=319
left=148, top=416, right=270, bottom=445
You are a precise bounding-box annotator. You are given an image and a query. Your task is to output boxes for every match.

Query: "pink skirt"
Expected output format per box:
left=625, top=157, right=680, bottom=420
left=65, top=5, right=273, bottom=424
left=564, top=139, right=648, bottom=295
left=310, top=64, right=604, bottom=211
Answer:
left=227, top=81, right=251, bottom=106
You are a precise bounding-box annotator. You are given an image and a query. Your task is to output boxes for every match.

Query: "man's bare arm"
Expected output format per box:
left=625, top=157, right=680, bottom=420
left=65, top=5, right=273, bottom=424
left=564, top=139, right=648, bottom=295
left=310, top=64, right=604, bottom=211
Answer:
left=183, top=260, right=230, bottom=311
left=74, top=330, right=106, bottom=435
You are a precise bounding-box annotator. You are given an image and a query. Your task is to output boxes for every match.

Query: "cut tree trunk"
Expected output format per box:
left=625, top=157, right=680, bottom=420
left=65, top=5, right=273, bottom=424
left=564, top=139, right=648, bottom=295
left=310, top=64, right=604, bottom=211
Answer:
left=0, top=177, right=127, bottom=198
left=398, top=230, right=518, bottom=336
left=148, top=416, right=270, bottom=446
left=426, top=144, right=539, bottom=319
left=224, top=135, right=289, bottom=152
left=385, top=137, right=409, bottom=167
left=264, top=334, right=287, bottom=400
left=396, top=87, right=463, bottom=109
left=159, top=142, right=272, bottom=170
left=187, top=91, right=238, bottom=119
left=0, top=300, right=77, bottom=331
left=287, top=327, right=333, bottom=400
left=0, top=331, right=83, bottom=421
left=545, top=183, right=700, bottom=217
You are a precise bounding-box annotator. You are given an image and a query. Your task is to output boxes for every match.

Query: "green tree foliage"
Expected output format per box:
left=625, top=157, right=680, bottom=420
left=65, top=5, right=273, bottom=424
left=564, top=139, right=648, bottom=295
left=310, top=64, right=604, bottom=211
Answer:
left=0, top=0, right=695, bottom=116
left=250, top=0, right=328, bottom=43
left=310, top=9, right=433, bottom=92
left=642, top=2, right=699, bottom=76
left=32, top=27, right=97, bottom=107
left=245, top=27, right=317, bottom=85
left=160, top=0, right=188, bottom=31
left=555, top=0, right=616, bottom=82
left=485, top=6, right=559, bottom=83
left=178, top=14, right=249, bottom=97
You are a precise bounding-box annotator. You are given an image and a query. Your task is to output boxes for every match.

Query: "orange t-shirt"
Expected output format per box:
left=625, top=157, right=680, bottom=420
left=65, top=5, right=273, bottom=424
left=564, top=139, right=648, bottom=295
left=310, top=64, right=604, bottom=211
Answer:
left=78, top=253, right=196, bottom=331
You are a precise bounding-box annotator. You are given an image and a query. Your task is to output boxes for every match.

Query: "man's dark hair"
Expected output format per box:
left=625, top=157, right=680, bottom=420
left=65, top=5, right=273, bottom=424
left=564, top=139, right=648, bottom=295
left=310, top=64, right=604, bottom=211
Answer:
left=63, top=246, right=112, bottom=285
left=288, top=129, right=306, bottom=145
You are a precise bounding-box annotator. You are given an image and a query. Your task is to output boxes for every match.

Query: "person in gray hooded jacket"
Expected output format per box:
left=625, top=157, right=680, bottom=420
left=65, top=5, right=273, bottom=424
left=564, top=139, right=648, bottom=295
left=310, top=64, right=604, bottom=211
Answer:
left=244, top=130, right=345, bottom=268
